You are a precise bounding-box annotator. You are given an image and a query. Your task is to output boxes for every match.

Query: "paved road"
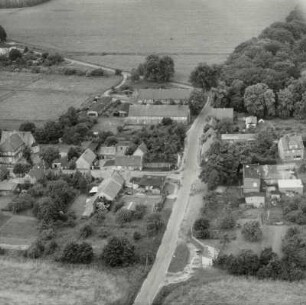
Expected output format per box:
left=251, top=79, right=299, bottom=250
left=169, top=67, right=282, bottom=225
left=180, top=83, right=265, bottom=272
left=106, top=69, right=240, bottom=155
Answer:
left=134, top=101, right=211, bottom=305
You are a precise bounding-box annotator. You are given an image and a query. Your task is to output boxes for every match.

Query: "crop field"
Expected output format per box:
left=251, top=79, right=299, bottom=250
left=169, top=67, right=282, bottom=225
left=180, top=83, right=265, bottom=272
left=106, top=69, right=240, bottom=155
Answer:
left=0, top=257, right=138, bottom=305
left=159, top=270, right=306, bottom=305
left=0, top=71, right=120, bottom=130
left=0, top=0, right=297, bottom=83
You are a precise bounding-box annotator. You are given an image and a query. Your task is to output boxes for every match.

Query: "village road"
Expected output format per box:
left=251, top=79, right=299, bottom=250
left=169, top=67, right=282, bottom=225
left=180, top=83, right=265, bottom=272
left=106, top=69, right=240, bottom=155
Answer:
left=134, top=100, right=211, bottom=305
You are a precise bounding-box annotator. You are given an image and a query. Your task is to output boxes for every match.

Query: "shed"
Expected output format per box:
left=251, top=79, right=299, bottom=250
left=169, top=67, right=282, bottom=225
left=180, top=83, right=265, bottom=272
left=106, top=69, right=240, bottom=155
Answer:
left=278, top=179, right=303, bottom=195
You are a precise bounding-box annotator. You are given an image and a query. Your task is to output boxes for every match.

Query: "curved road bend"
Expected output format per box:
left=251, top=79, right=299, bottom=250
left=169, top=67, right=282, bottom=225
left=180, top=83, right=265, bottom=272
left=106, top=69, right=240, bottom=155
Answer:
left=134, top=100, right=211, bottom=305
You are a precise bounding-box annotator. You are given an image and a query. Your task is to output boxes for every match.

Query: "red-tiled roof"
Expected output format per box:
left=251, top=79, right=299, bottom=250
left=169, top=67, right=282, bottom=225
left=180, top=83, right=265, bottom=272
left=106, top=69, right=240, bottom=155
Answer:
left=0, top=133, right=24, bottom=153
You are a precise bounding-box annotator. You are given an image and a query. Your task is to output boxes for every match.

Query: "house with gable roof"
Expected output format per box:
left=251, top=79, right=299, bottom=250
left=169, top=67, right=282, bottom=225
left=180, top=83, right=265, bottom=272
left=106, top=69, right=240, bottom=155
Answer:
left=278, top=135, right=304, bottom=162
left=0, top=133, right=25, bottom=165
left=76, top=148, right=96, bottom=170
left=133, top=142, right=148, bottom=158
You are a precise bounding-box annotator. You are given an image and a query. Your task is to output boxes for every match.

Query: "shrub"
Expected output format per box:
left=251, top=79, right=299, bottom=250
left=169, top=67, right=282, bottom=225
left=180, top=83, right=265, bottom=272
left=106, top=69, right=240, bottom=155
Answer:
left=79, top=224, right=93, bottom=239
left=193, top=217, right=210, bottom=239
left=27, top=240, right=45, bottom=259
left=98, top=228, right=110, bottom=239
left=101, top=237, right=136, bottom=267
left=46, top=53, right=64, bottom=65
left=60, top=242, right=94, bottom=264
left=44, top=240, right=58, bottom=255
left=88, top=68, right=104, bottom=77
left=133, top=231, right=142, bottom=241
left=113, top=201, right=124, bottom=213
left=39, top=228, right=55, bottom=241
left=116, top=209, right=134, bottom=224
left=133, top=204, right=146, bottom=220
left=241, top=221, right=262, bottom=242
left=115, top=69, right=122, bottom=75
left=146, top=212, right=164, bottom=236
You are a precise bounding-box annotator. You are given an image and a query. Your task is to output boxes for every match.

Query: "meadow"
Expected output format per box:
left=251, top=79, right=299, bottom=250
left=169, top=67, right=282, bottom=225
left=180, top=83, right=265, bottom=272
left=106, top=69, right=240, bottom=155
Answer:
left=0, top=256, right=137, bottom=305
left=156, top=269, right=306, bottom=305
left=0, top=71, right=120, bottom=129
left=0, top=0, right=298, bottom=83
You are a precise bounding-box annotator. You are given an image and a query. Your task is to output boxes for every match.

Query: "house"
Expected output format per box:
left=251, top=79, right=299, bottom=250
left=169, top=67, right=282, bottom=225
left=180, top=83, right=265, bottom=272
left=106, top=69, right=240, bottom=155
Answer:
left=221, top=134, right=256, bottom=144
left=245, top=193, right=265, bottom=208
left=136, top=89, right=192, bottom=104
left=113, top=103, right=130, bottom=117
left=245, top=116, right=257, bottom=129
left=210, top=108, right=234, bottom=122
left=1, top=131, right=39, bottom=153
left=278, top=179, right=303, bottom=195
left=0, top=166, right=9, bottom=181
left=116, top=141, right=131, bottom=155
left=82, top=172, right=125, bottom=218
left=125, top=105, right=190, bottom=125
left=52, top=156, right=69, bottom=170
left=0, top=180, right=18, bottom=195
left=24, top=165, right=45, bottom=184
left=138, top=175, right=165, bottom=194
left=260, top=163, right=297, bottom=186
left=133, top=143, right=148, bottom=158
left=243, top=164, right=261, bottom=194
left=87, top=97, right=112, bottom=117
left=98, top=146, right=117, bottom=159
left=0, top=133, right=25, bottom=165
left=278, top=135, right=304, bottom=162
left=115, top=156, right=143, bottom=171
left=76, top=149, right=96, bottom=170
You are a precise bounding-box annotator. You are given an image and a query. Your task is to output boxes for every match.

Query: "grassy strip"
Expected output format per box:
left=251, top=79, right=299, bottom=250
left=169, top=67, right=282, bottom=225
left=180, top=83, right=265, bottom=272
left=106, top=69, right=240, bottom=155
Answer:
left=0, top=0, right=50, bottom=8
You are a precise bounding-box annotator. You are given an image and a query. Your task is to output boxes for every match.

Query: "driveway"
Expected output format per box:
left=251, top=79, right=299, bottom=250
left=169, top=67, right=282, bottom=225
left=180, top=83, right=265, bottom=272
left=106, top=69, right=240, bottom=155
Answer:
left=134, top=100, right=211, bottom=305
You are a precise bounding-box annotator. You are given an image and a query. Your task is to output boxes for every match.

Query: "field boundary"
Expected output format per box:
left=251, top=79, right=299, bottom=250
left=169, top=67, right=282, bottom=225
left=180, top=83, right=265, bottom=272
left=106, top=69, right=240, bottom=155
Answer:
left=0, top=0, right=50, bottom=8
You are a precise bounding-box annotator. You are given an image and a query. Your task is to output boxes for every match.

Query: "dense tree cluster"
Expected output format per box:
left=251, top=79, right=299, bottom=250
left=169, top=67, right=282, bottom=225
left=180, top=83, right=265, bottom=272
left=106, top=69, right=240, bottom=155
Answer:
left=0, top=25, right=7, bottom=42
left=192, top=8, right=306, bottom=119
left=200, top=129, right=278, bottom=189
left=241, top=221, right=263, bottom=242
left=60, top=242, right=94, bottom=264
left=282, top=195, right=306, bottom=225
left=188, top=90, right=207, bottom=115
left=31, top=107, right=95, bottom=145
left=214, top=227, right=306, bottom=281
left=137, top=54, right=175, bottom=82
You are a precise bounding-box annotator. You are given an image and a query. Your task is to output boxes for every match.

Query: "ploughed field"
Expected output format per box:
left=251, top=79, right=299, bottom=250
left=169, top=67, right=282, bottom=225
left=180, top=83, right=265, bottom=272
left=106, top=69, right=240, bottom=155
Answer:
left=0, top=0, right=297, bottom=82
left=0, top=71, right=120, bottom=129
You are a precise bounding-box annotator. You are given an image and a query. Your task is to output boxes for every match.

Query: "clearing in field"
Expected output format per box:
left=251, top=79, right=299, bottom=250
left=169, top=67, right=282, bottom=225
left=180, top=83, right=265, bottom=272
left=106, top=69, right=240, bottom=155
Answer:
left=0, top=257, right=139, bottom=305
left=0, top=71, right=120, bottom=130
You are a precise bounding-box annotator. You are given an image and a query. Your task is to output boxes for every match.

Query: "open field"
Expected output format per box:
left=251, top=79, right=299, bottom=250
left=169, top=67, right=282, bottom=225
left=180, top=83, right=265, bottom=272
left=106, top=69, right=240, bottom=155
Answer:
left=168, top=241, right=189, bottom=273
left=0, top=0, right=297, bottom=82
left=0, top=256, right=138, bottom=305
left=0, top=71, right=120, bottom=130
left=158, top=270, right=306, bottom=305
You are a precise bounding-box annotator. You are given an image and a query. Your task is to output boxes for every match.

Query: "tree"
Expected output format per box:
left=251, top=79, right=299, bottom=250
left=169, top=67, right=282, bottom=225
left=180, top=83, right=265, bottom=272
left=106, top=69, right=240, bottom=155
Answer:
left=189, top=63, right=220, bottom=91
left=19, top=121, right=36, bottom=133
left=9, top=48, right=22, bottom=61
left=40, top=147, right=60, bottom=168
left=0, top=25, right=7, bottom=42
left=161, top=117, right=173, bottom=126
left=277, top=87, right=295, bottom=118
left=131, top=68, right=140, bottom=82
left=36, top=197, right=59, bottom=223
left=13, top=163, right=31, bottom=177
left=193, top=217, right=210, bottom=239
left=241, top=221, right=263, bottom=242
left=67, top=146, right=82, bottom=161
left=188, top=90, right=207, bottom=115
left=141, top=54, right=175, bottom=82
left=105, top=136, right=118, bottom=146
left=207, top=169, right=220, bottom=190
left=244, top=83, right=276, bottom=117
left=22, top=146, right=32, bottom=165
left=101, top=237, right=136, bottom=267
left=61, top=242, right=93, bottom=264
left=259, top=247, right=278, bottom=266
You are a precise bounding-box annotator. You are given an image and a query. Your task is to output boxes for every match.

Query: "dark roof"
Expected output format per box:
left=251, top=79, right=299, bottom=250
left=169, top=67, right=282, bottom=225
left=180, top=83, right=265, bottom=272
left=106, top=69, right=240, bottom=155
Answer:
left=138, top=89, right=192, bottom=100
left=117, top=103, right=130, bottom=113
left=243, top=164, right=261, bottom=179
left=115, top=156, right=142, bottom=167
left=0, top=166, right=8, bottom=178
left=0, top=133, right=24, bottom=153
left=129, top=105, right=190, bottom=118
left=138, top=175, right=165, bottom=188
left=88, top=97, right=112, bottom=112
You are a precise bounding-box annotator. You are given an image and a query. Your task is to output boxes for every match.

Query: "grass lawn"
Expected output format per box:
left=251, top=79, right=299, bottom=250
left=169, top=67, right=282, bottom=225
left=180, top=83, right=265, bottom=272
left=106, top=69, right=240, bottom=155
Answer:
left=158, top=269, right=306, bottom=305
left=269, top=118, right=306, bottom=137
left=0, top=256, right=140, bottom=305
left=93, top=117, right=125, bottom=134
left=0, top=215, right=38, bottom=246
left=168, top=241, right=189, bottom=273
left=0, top=71, right=120, bottom=130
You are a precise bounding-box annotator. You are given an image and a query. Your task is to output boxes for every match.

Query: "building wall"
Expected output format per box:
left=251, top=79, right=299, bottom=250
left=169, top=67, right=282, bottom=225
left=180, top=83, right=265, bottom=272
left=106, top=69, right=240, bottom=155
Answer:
left=279, top=186, right=303, bottom=195
left=0, top=149, right=23, bottom=165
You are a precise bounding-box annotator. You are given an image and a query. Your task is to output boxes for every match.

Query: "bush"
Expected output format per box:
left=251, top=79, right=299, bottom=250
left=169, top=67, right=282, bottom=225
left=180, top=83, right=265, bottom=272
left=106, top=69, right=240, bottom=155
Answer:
left=46, top=53, right=64, bottom=66
left=115, top=69, right=122, bottom=75
left=101, top=237, right=136, bottom=267
left=44, top=240, right=58, bottom=255
left=60, top=242, right=94, bottom=264
left=241, top=221, right=262, bottom=242
left=26, top=240, right=45, bottom=259
left=133, top=231, right=142, bottom=241
left=193, top=217, right=210, bottom=239
left=79, top=224, right=93, bottom=239
left=146, top=212, right=164, bottom=236
left=116, top=209, right=134, bottom=224
left=39, top=228, right=55, bottom=241
left=98, top=228, right=110, bottom=239
left=113, top=201, right=124, bottom=213
left=133, top=204, right=146, bottom=220
left=88, top=68, right=104, bottom=77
